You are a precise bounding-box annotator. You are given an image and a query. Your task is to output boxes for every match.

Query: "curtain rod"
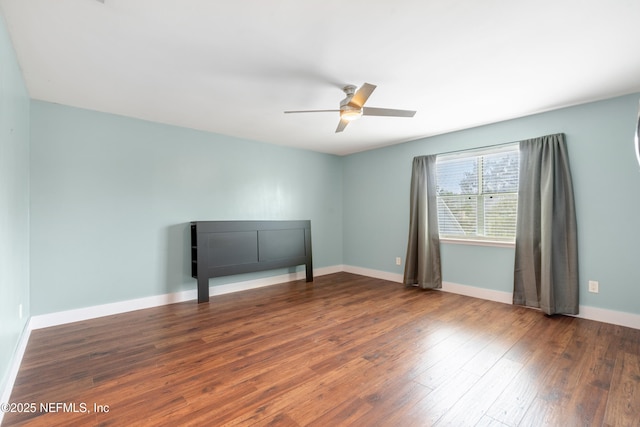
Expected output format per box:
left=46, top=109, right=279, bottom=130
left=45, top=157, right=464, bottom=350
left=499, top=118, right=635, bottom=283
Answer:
left=418, top=132, right=563, bottom=158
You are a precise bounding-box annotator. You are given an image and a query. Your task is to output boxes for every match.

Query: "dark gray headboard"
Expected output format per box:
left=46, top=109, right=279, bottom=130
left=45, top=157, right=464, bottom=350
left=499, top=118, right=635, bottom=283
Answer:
left=190, top=220, right=313, bottom=303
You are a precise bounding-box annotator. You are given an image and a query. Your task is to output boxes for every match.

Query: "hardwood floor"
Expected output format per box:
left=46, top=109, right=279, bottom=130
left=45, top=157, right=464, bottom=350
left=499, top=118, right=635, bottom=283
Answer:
left=3, top=272, right=640, bottom=426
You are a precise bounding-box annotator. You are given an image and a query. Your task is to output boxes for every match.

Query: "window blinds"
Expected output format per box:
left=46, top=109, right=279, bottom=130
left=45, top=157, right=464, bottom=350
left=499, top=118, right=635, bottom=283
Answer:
left=436, top=145, right=519, bottom=242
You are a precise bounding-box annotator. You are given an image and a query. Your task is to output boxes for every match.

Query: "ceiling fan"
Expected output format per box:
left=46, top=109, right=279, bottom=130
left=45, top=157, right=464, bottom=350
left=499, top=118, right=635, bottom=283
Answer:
left=284, top=83, right=416, bottom=133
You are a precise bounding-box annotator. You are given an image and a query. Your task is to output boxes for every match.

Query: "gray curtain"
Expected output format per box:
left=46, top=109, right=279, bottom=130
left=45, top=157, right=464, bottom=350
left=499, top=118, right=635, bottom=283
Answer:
left=404, top=155, right=442, bottom=289
left=513, top=133, right=579, bottom=315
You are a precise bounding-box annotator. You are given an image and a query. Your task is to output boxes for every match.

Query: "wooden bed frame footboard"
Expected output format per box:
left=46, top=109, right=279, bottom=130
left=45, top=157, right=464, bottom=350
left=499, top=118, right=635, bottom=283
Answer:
left=190, top=220, right=313, bottom=303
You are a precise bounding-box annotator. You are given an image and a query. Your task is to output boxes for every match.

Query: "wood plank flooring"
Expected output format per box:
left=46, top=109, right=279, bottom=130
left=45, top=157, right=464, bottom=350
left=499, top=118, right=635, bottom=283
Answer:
left=3, top=272, right=640, bottom=426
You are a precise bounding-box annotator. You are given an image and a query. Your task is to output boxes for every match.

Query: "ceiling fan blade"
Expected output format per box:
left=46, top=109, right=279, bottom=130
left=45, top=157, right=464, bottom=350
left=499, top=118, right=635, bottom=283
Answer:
left=335, top=118, right=349, bottom=133
left=362, top=107, right=416, bottom=117
left=348, top=83, right=376, bottom=108
left=284, top=109, right=340, bottom=114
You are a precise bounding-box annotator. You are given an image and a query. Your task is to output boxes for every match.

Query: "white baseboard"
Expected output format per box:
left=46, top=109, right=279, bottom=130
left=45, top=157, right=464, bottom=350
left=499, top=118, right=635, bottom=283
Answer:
left=29, top=291, right=195, bottom=330
left=0, top=318, right=32, bottom=426
left=340, top=266, right=512, bottom=305
left=341, top=265, right=640, bottom=330
left=575, top=305, right=640, bottom=330
left=208, top=265, right=342, bottom=297
left=30, top=265, right=343, bottom=330
left=441, top=281, right=513, bottom=304
left=23, top=264, right=640, bottom=332
left=342, top=265, right=403, bottom=283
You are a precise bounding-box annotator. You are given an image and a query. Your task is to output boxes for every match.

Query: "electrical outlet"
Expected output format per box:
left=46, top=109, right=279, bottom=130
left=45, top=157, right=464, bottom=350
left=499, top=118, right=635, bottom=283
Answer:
left=395, top=257, right=402, bottom=266
left=19, top=303, right=23, bottom=319
left=588, top=280, right=599, bottom=293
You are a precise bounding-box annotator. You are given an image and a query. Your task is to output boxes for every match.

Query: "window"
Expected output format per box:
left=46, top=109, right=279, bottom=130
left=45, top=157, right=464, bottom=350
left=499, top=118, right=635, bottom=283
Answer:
left=436, top=144, right=519, bottom=243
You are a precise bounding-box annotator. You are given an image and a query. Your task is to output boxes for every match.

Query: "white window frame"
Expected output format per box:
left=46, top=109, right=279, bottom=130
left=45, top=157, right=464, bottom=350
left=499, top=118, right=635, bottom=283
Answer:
left=436, top=144, right=519, bottom=245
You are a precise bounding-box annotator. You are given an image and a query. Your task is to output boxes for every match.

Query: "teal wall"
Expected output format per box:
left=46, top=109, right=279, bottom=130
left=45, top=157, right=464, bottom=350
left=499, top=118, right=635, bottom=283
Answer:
left=0, top=13, right=30, bottom=398
left=343, top=93, right=640, bottom=315
left=29, top=101, right=343, bottom=315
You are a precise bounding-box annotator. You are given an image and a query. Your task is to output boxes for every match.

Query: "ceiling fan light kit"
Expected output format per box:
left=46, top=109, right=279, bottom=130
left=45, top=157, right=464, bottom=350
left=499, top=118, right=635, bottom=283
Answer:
left=339, top=107, right=363, bottom=121
left=285, top=83, right=416, bottom=133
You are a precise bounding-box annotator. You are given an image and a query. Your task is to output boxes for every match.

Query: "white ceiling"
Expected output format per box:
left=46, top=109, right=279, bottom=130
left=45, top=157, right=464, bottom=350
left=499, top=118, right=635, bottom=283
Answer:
left=2, top=0, right=640, bottom=155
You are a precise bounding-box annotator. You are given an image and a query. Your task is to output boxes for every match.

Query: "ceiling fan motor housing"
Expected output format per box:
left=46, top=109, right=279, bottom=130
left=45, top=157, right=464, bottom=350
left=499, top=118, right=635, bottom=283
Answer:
left=342, top=85, right=357, bottom=97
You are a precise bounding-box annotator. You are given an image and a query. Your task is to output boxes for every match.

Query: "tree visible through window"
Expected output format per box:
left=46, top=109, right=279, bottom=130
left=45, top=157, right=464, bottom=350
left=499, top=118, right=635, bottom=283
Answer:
left=436, top=145, right=519, bottom=242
